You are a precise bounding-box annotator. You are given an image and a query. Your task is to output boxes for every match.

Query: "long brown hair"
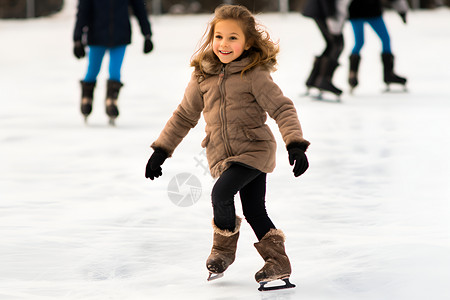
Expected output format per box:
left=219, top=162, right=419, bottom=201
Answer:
left=191, top=4, right=279, bottom=76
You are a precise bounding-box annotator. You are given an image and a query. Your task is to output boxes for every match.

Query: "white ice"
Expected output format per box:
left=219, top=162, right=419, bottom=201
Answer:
left=1, top=1, right=450, bottom=299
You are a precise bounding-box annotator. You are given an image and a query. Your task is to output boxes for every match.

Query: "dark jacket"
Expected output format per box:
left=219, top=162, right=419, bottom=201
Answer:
left=73, top=0, right=152, bottom=47
left=349, top=0, right=383, bottom=19
left=349, top=0, right=408, bottom=19
left=302, top=0, right=336, bottom=19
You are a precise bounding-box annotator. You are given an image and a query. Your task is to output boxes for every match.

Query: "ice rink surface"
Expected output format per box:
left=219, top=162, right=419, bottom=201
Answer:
left=1, top=1, right=450, bottom=299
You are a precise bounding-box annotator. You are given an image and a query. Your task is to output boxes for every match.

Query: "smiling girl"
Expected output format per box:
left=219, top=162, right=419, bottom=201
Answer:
left=145, top=5, right=310, bottom=290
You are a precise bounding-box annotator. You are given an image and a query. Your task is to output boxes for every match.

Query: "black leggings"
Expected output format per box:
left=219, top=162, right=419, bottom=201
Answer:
left=211, top=164, right=275, bottom=241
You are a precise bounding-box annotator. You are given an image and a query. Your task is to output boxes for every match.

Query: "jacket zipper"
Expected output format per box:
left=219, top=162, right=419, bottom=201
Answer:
left=218, top=66, right=233, bottom=157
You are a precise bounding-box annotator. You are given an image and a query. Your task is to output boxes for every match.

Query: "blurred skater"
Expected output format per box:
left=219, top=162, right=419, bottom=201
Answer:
left=302, top=0, right=353, bottom=99
left=145, top=5, right=310, bottom=291
left=73, top=0, right=153, bottom=125
left=348, top=0, right=408, bottom=92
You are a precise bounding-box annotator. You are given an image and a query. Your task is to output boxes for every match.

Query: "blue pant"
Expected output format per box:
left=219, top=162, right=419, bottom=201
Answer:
left=84, top=45, right=127, bottom=83
left=350, top=16, right=391, bottom=55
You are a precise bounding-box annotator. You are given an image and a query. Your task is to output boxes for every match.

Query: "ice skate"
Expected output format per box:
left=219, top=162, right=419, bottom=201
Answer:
left=312, top=57, right=342, bottom=101
left=105, top=79, right=123, bottom=126
left=206, top=216, right=241, bottom=281
left=80, top=81, right=96, bottom=123
left=382, top=53, right=407, bottom=92
left=302, top=56, right=322, bottom=96
left=105, top=98, right=118, bottom=126
left=254, top=229, right=296, bottom=291
left=348, top=54, right=361, bottom=94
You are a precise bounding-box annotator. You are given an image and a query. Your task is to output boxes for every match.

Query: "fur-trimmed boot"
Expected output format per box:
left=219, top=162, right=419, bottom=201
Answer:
left=254, top=229, right=292, bottom=283
left=206, top=216, right=241, bottom=278
left=348, top=54, right=361, bottom=92
left=105, top=79, right=123, bottom=125
left=381, top=53, right=407, bottom=88
left=80, top=81, right=96, bottom=121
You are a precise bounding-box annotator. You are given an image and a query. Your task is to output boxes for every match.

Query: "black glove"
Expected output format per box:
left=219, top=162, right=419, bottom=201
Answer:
left=73, top=40, right=85, bottom=59
left=144, top=36, right=153, bottom=54
left=145, top=148, right=168, bottom=180
left=399, top=12, right=407, bottom=24
left=287, top=145, right=309, bottom=177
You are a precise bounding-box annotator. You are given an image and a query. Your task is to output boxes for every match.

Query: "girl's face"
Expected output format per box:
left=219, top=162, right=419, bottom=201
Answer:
left=212, top=19, right=250, bottom=64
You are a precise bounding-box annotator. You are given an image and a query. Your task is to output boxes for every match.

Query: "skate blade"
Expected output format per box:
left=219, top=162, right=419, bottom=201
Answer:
left=108, top=118, right=116, bottom=126
left=300, top=87, right=314, bottom=97
left=311, top=92, right=341, bottom=103
left=349, top=87, right=355, bottom=95
left=383, top=84, right=408, bottom=93
left=258, top=278, right=296, bottom=292
left=207, top=272, right=224, bottom=281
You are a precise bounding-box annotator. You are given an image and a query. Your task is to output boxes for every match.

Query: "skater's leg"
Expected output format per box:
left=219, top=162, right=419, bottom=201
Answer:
left=367, top=16, right=391, bottom=54
left=108, top=45, right=127, bottom=82
left=314, top=19, right=333, bottom=58
left=207, top=164, right=260, bottom=276
left=304, top=19, right=330, bottom=90
left=371, top=16, right=406, bottom=86
left=350, top=19, right=365, bottom=54
left=104, top=45, right=126, bottom=124
left=84, top=46, right=106, bottom=82
left=240, top=172, right=276, bottom=241
left=328, top=33, right=344, bottom=62
left=211, top=164, right=262, bottom=231
left=312, top=19, right=343, bottom=96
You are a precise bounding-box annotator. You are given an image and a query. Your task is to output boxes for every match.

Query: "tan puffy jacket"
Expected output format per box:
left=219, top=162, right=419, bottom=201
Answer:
left=151, top=54, right=310, bottom=178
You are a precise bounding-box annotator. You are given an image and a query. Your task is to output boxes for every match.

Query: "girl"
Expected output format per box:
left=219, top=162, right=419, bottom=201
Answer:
left=73, top=0, right=153, bottom=125
left=145, top=5, right=310, bottom=290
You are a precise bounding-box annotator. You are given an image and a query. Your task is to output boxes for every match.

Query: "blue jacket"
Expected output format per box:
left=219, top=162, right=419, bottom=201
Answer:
left=73, top=0, right=152, bottom=47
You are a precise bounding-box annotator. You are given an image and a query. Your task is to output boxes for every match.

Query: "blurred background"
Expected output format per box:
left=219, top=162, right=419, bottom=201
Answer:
left=1, top=0, right=449, bottom=18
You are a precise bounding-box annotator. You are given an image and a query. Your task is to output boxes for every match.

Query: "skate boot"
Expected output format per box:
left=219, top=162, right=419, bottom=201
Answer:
left=105, top=79, right=123, bottom=126
left=206, top=216, right=241, bottom=281
left=348, top=54, right=361, bottom=93
left=254, top=229, right=295, bottom=291
left=315, top=57, right=342, bottom=99
left=381, top=53, right=407, bottom=91
left=80, top=81, right=96, bottom=122
left=304, top=56, right=322, bottom=95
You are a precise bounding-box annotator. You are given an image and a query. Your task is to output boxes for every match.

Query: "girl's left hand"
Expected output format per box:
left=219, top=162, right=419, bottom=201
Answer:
left=288, top=147, right=309, bottom=177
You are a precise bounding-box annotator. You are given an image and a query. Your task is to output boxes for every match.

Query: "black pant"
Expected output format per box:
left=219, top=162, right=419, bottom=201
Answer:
left=211, top=164, right=275, bottom=241
left=315, top=18, right=344, bottom=61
